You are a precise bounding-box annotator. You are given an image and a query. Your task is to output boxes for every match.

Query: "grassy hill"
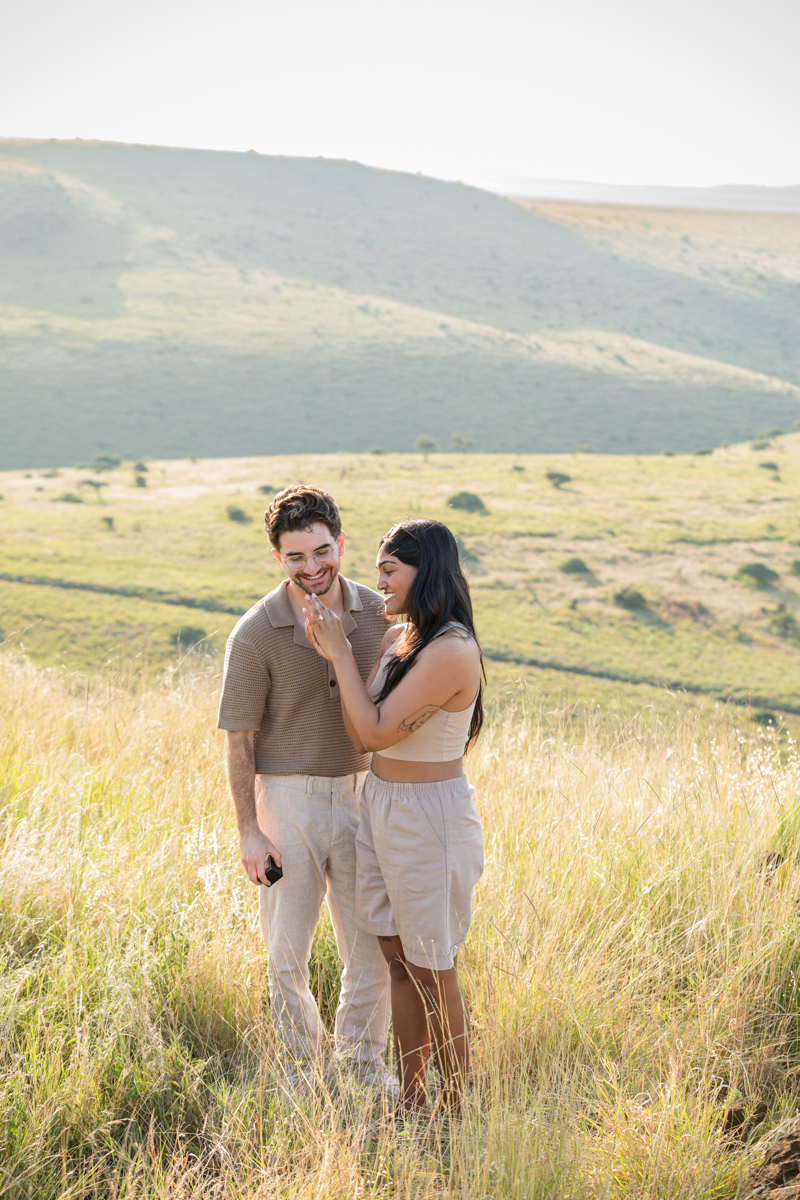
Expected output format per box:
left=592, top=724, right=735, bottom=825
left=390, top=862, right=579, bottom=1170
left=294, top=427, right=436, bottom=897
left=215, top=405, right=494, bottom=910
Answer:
left=3, top=445, right=800, bottom=725
left=1, top=140, right=799, bottom=468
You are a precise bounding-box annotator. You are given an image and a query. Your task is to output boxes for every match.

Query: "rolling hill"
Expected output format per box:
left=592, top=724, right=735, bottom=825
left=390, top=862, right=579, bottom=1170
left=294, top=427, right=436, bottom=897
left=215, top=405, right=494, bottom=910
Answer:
left=1, top=139, right=799, bottom=467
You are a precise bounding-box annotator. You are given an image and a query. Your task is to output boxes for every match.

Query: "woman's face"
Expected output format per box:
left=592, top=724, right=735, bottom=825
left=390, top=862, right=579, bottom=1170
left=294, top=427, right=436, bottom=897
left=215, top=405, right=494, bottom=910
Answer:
left=376, top=548, right=418, bottom=618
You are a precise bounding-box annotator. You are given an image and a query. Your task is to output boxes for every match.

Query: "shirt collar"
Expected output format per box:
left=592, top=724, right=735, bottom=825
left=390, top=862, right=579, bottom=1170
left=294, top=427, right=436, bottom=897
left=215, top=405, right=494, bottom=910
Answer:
left=263, top=576, right=362, bottom=644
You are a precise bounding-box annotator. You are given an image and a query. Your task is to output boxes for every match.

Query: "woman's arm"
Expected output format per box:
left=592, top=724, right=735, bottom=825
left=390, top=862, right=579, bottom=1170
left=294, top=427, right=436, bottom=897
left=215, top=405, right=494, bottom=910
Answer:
left=304, top=597, right=477, bottom=751
left=341, top=701, right=367, bottom=754
left=339, top=625, right=403, bottom=752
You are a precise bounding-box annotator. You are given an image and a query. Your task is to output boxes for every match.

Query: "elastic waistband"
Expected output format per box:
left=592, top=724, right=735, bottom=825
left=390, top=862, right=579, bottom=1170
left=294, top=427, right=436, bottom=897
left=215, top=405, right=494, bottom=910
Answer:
left=258, top=771, right=368, bottom=793
left=366, top=770, right=471, bottom=797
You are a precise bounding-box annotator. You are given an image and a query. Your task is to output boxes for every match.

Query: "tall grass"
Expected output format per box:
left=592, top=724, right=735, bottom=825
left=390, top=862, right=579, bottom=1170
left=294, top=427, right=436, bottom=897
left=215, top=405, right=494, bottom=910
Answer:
left=2, top=651, right=800, bottom=1197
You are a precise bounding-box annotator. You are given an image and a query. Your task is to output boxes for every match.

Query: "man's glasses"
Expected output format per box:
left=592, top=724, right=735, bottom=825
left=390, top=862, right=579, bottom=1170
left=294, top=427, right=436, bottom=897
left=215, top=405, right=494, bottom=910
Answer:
left=282, top=546, right=336, bottom=569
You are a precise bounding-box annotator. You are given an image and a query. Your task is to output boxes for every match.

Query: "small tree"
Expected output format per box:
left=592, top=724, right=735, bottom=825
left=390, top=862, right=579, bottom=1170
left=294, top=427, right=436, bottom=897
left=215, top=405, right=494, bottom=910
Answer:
left=80, top=454, right=121, bottom=473
left=415, top=436, right=439, bottom=460
left=450, top=436, right=473, bottom=453
left=133, top=460, right=148, bottom=474
left=79, top=479, right=107, bottom=501
left=560, top=557, right=588, bottom=574
left=135, top=474, right=147, bottom=488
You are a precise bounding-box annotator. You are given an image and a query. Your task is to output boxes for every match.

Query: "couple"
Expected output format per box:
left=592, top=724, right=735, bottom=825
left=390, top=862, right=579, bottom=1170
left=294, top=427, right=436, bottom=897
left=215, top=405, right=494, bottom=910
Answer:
left=217, top=484, right=484, bottom=1114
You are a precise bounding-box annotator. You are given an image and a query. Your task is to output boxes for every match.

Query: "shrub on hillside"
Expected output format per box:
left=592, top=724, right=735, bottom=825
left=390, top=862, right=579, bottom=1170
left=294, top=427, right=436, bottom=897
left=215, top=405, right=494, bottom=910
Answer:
left=369, top=447, right=386, bottom=455
left=736, top=562, right=779, bottom=586
left=753, top=709, right=778, bottom=727
left=790, top=561, right=800, bottom=577
left=135, top=474, right=147, bottom=488
left=54, top=492, right=83, bottom=503
left=454, top=533, right=479, bottom=566
left=173, top=626, right=208, bottom=651
left=759, top=461, right=779, bottom=472
left=257, top=484, right=277, bottom=494
left=693, top=448, right=713, bottom=456
left=614, top=586, right=647, bottom=611
left=450, top=436, right=473, bottom=453
left=448, top=492, right=486, bottom=513
left=770, top=604, right=799, bottom=640
left=546, top=471, right=571, bottom=488
left=560, top=557, right=589, bottom=574
left=226, top=505, right=251, bottom=523
left=133, top=461, right=148, bottom=473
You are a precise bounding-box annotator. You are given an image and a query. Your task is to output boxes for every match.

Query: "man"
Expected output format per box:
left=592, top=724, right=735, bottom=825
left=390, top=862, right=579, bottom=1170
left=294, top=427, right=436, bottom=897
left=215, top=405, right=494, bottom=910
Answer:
left=217, top=484, right=392, bottom=1089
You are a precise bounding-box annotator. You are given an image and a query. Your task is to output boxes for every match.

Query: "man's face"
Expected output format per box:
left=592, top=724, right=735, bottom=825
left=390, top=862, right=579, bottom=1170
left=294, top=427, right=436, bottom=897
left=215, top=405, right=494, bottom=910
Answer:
left=273, top=522, right=345, bottom=596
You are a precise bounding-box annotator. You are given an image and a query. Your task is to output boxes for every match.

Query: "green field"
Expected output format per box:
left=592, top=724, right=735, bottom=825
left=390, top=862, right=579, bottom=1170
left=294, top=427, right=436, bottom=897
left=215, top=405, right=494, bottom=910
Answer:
left=3, top=445, right=800, bottom=722
left=3, top=637, right=800, bottom=1197
left=1, top=140, right=799, bottom=467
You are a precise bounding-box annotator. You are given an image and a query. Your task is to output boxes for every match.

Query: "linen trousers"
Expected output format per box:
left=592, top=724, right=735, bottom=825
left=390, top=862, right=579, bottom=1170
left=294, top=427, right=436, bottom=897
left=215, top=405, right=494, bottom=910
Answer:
left=256, top=772, right=390, bottom=1064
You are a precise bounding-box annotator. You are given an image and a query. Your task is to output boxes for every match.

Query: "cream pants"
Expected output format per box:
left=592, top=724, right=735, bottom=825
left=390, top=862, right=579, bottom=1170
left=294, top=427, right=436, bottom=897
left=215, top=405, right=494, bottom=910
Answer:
left=256, top=772, right=390, bottom=1064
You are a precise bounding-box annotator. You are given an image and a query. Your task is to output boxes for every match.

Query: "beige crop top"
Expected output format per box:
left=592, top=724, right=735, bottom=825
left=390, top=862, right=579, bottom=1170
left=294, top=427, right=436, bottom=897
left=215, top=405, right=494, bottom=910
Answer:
left=366, top=623, right=478, bottom=762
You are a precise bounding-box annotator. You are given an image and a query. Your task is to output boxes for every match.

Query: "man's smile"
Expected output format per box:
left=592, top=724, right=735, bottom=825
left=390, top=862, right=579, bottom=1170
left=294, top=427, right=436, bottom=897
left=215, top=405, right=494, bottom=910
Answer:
left=298, top=566, right=333, bottom=590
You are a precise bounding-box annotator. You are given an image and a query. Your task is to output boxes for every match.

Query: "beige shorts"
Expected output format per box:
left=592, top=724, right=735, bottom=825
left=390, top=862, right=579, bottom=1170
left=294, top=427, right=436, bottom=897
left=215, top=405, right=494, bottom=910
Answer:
left=355, top=770, right=484, bottom=970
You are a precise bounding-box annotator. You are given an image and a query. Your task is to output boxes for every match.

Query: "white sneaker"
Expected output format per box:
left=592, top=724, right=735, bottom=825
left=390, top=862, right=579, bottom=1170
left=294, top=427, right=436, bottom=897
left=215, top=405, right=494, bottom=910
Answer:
left=279, top=1057, right=316, bottom=1099
left=347, top=1060, right=401, bottom=1099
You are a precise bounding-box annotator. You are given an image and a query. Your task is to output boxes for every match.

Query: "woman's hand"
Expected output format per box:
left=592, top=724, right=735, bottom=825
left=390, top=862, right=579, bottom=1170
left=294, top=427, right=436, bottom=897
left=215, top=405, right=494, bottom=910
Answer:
left=303, top=594, right=351, bottom=663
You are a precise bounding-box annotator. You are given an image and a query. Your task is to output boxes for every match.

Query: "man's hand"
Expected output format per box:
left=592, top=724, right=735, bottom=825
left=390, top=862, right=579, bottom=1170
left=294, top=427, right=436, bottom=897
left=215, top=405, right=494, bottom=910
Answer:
left=240, top=826, right=282, bottom=886
left=225, top=730, right=283, bottom=886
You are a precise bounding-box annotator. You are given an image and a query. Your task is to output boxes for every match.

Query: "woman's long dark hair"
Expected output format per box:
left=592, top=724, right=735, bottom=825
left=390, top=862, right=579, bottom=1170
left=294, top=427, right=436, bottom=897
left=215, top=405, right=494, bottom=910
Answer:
left=376, top=518, right=484, bottom=751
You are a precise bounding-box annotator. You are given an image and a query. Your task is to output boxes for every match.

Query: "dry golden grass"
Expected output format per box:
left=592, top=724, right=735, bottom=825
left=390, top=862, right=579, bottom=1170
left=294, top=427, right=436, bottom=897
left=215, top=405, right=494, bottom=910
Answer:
left=3, top=651, right=800, bottom=1197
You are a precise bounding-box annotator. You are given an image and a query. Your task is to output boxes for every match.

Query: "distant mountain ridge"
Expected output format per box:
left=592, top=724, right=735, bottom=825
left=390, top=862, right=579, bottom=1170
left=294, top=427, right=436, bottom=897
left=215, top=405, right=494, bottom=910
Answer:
left=0, top=139, right=798, bottom=467
left=473, top=176, right=800, bottom=213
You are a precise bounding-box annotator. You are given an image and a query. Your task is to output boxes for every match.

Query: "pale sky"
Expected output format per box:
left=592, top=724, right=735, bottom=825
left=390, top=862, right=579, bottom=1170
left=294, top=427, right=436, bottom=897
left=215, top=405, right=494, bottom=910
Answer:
left=1, top=0, right=798, bottom=188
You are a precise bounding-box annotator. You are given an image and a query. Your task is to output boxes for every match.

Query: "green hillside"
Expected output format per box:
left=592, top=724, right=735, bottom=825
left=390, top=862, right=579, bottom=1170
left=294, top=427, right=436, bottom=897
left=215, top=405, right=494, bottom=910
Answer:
left=3, top=445, right=800, bottom=724
left=1, top=140, right=799, bottom=467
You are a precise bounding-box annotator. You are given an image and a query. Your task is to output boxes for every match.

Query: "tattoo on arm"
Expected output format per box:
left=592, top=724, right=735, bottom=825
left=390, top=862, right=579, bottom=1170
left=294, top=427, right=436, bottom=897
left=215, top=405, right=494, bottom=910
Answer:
left=398, top=705, right=440, bottom=735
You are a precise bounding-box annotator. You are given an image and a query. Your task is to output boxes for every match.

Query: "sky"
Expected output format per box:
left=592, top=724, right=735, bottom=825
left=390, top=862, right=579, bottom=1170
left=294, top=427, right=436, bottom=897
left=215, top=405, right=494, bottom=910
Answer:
left=1, top=0, right=798, bottom=189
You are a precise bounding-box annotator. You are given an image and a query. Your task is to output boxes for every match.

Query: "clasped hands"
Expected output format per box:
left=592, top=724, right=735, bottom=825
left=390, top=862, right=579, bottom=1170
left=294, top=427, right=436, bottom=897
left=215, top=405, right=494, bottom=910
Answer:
left=303, top=593, right=350, bottom=663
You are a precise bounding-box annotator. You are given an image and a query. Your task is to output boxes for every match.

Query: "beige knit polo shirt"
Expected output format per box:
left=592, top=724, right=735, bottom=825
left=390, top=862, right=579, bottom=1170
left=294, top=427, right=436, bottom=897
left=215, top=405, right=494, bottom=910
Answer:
left=217, top=576, right=389, bottom=776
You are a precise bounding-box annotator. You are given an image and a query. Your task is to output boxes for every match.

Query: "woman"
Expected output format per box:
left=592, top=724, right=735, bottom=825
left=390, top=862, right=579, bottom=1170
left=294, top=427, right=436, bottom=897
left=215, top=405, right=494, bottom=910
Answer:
left=303, top=518, right=484, bottom=1116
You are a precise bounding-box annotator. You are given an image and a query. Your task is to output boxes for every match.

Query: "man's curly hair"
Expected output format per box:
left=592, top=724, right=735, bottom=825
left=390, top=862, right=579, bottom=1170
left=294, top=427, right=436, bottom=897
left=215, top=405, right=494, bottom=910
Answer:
left=264, top=485, right=342, bottom=550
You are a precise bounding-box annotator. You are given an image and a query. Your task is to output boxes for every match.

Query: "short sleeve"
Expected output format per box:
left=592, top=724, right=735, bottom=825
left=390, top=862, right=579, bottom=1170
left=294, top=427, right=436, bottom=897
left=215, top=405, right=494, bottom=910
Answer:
left=216, top=635, right=270, bottom=730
